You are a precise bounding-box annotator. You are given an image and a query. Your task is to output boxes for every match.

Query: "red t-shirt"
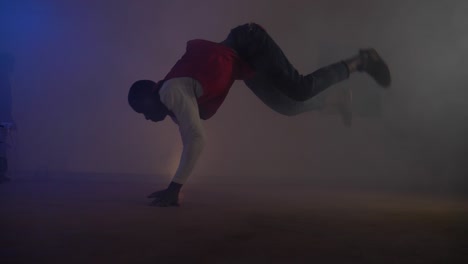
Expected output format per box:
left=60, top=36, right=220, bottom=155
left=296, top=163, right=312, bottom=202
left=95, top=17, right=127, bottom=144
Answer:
left=164, top=39, right=255, bottom=120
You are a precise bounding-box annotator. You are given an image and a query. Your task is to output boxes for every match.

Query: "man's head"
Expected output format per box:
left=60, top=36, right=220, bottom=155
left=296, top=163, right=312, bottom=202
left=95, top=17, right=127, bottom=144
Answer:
left=128, top=80, right=169, bottom=122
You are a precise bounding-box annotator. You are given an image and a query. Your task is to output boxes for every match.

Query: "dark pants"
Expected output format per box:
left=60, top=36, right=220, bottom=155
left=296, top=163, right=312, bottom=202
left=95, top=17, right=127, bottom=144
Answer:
left=225, top=23, right=349, bottom=102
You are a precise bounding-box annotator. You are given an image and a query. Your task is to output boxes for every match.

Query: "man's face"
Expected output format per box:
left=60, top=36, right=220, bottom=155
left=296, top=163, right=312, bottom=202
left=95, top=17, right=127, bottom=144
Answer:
left=138, top=97, right=167, bottom=122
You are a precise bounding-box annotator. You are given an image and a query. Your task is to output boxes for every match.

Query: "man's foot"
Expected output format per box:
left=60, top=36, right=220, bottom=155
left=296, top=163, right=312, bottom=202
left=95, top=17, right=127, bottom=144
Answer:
left=337, top=87, right=353, bottom=127
left=358, top=49, right=391, bottom=88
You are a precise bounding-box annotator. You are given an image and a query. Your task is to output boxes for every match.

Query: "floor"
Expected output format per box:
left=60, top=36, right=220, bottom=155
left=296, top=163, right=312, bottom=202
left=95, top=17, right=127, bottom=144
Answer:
left=1, top=175, right=467, bottom=264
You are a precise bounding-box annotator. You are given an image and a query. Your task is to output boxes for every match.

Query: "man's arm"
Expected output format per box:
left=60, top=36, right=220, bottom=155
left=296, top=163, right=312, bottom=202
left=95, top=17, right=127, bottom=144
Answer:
left=149, top=78, right=205, bottom=206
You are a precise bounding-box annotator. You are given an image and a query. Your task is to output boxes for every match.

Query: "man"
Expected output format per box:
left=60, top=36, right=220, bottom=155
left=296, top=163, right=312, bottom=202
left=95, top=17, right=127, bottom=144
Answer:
left=128, top=23, right=390, bottom=207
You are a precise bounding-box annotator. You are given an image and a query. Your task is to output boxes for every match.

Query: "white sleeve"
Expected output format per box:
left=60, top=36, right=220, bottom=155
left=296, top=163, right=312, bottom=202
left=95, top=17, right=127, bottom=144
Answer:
left=159, top=78, right=206, bottom=184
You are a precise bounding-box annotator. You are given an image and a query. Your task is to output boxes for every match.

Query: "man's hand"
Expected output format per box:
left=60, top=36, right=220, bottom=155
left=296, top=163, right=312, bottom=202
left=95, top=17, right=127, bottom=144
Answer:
left=148, top=188, right=180, bottom=207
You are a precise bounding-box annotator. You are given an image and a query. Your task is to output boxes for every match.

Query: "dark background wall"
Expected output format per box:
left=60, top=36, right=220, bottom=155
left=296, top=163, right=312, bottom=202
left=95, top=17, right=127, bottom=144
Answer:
left=1, top=0, right=467, bottom=194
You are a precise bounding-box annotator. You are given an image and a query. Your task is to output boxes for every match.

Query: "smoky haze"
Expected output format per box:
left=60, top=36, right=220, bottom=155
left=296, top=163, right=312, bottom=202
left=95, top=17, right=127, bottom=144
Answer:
left=2, top=0, right=467, bottom=195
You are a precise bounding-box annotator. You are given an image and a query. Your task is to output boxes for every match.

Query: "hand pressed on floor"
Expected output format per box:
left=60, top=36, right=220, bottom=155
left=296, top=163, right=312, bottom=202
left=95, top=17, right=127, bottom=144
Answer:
left=148, top=188, right=180, bottom=207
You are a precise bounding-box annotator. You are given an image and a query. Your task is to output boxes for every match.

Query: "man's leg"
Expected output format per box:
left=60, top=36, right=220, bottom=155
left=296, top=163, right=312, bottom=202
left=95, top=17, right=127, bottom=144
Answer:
left=245, top=73, right=353, bottom=126
left=227, top=23, right=390, bottom=102
left=244, top=72, right=325, bottom=116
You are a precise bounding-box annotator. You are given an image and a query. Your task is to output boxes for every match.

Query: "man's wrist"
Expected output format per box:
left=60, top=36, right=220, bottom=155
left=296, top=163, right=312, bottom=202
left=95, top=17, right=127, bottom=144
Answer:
left=168, top=181, right=183, bottom=192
